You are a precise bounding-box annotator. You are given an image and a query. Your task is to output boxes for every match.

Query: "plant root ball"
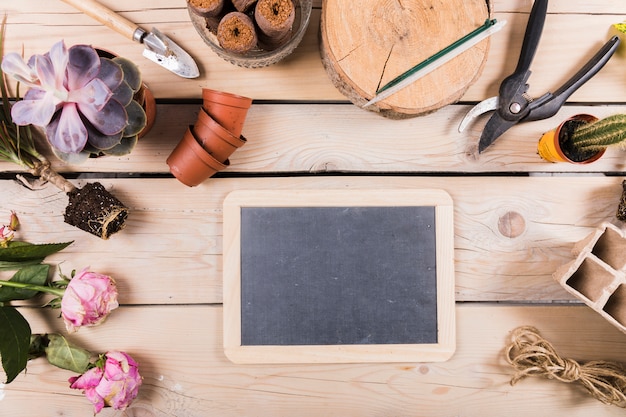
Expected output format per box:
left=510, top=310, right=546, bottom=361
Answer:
left=64, top=182, right=129, bottom=239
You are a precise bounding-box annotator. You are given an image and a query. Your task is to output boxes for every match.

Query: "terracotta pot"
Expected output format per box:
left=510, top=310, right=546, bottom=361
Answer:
left=202, top=88, right=252, bottom=138
left=166, top=126, right=229, bottom=187
left=137, top=84, right=156, bottom=139
left=194, top=107, right=247, bottom=163
left=537, top=114, right=605, bottom=164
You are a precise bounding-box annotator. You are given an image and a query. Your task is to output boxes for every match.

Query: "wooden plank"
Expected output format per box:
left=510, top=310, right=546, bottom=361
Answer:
left=3, top=6, right=337, bottom=101
left=5, top=0, right=626, bottom=20
left=494, top=0, right=626, bottom=13
left=3, top=3, right=625, bottom=101
left=463, top=12, right=626, bottom=103
left=3, top=304, right=626, bottom=416
left=2, top=104, right=626, bottom=175
left=0, top=175, right=623, bottom=305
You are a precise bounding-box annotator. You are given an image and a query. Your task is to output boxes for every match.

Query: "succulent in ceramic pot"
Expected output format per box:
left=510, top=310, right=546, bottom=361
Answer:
left=0, top=22, right=130, bottom=239
left=1, top=40, right=147, bottom=163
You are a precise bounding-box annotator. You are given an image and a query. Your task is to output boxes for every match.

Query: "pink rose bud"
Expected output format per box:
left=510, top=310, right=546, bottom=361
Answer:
left=0, top=225, right=14, bottom=247
left=61, top=268, right=119, bottom=333
left=69, top=351, right=142, bottom=413
left=8, top=211, right=19, bottom=231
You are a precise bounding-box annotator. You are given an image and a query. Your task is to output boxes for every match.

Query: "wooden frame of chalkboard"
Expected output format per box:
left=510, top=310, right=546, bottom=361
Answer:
left=223, top=189, right=455, bottom=364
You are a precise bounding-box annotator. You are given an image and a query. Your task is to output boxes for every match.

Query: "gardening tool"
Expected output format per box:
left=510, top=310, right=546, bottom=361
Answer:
left=458, top=0, right=620, bottom=153
left=60, top=0, right=200, bottom=78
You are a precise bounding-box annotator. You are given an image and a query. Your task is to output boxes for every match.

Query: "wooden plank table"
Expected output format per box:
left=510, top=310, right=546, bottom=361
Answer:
left=3, top=1, right=626, bottom=415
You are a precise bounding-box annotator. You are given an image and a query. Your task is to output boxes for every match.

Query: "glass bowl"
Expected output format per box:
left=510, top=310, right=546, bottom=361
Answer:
left=188, top=0, right=312, bottom=68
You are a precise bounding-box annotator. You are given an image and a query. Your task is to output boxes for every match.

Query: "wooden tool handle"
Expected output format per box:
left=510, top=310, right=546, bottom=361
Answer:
left=61, top=0, right=140, bottom=42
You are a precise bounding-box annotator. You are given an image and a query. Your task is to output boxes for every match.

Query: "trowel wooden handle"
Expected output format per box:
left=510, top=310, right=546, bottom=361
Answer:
left=60, top=0, right=142, bottom=42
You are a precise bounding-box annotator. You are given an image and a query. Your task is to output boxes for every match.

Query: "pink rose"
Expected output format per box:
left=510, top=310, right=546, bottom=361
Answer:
left=69, top=351, right=142, bottom=413
left=60, top=268, right=119, bottom=333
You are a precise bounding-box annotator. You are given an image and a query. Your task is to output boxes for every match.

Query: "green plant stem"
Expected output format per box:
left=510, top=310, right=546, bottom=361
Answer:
left=0, top=280, right=64, bottom=297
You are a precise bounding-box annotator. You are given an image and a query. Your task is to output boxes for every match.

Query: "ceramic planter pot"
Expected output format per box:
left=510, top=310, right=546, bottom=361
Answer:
left=194, top=107, right=247, bottom=163
left=202, top=88, right=252, bottom=138
left=137, top=84, right=156, bottom=139
left=537, top=114, right=604, bottom=164
left=166, top=126, right=229, bottom=187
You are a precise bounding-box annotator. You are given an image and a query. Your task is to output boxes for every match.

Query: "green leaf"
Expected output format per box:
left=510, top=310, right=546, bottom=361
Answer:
left=0, top=305, right=31, bottom=383
left=122, top=99, right=147, bottom=137
left=45, top=334, right=91, bottom=374
left=0, top=241, right=73, bottom=262
left=0, top=264, right=50, bottom=302
left=0, top=259, right=43, bottom=271
left=51, top=146, right=91, bottom=164
left=113, top=56, right=142, bottom=92
left=112, top=80, right=134, bottom=106
left=103, top=135, right=137, bottom=156
left=28, top=334, right=47, bottom=360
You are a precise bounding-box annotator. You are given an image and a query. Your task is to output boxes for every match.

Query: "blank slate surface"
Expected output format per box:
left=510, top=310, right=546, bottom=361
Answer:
left=240, top=206, right=437, bottom=346
left=223, top=189, right=455, bottom=364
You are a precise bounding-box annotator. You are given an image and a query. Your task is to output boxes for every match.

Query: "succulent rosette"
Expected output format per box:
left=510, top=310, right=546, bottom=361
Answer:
left=69, top=351, right=143, bottom=413
left=1, top=40, right=146, bottom=162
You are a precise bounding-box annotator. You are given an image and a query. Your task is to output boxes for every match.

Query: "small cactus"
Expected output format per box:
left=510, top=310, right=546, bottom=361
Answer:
left=570, top=114, right=626, bottom=152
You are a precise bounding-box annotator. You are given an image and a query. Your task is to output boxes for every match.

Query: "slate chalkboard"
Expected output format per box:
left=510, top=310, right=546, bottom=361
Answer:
left=240, top=206, right=438, bottom=346
left=223, top=189, right=455, bottom=364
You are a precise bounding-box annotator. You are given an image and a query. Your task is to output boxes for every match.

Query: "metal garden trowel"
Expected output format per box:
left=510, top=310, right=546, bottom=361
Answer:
left=61, top=0, right=200, bottom=78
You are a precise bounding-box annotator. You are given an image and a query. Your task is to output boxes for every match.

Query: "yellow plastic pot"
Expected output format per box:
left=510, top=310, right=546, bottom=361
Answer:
left=537, top=114, right=604, bottom=164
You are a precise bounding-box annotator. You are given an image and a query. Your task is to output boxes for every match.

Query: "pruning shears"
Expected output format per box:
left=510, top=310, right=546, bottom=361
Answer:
left=458, top=0, right=620, bottom=153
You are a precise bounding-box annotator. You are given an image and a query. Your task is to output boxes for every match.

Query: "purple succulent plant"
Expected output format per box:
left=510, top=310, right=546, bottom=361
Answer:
left=1, top=40, right=145, bottom=158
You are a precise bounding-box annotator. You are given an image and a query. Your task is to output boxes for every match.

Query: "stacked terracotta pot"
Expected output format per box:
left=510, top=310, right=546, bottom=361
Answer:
left=167, top=88, right=252, bottom=186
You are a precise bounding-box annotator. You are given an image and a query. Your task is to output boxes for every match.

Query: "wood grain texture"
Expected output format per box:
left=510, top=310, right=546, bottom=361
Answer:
left=60, top=0, right=140, bottom=40
left=0, top=175, right=623, bottom=306
left=4, top=304, right=626, bottom=416
left=320, top=0, right=489, bottom=117
left=2, top=104, right=626, bottom=175
left=2, top=2, right=625, bottom=101
left=3, top=1, right=626, bottom=416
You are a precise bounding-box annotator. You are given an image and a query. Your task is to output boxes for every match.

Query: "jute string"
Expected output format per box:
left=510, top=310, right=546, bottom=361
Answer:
left=505, top=326, right=626, bottom=407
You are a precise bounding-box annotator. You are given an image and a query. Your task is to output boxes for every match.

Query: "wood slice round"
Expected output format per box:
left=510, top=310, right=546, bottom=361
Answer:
left=320, top=0, right=490, bottom=118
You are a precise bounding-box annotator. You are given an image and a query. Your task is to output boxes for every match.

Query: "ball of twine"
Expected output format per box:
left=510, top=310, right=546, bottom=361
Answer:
left=505, top=326, right=626, bottom=407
